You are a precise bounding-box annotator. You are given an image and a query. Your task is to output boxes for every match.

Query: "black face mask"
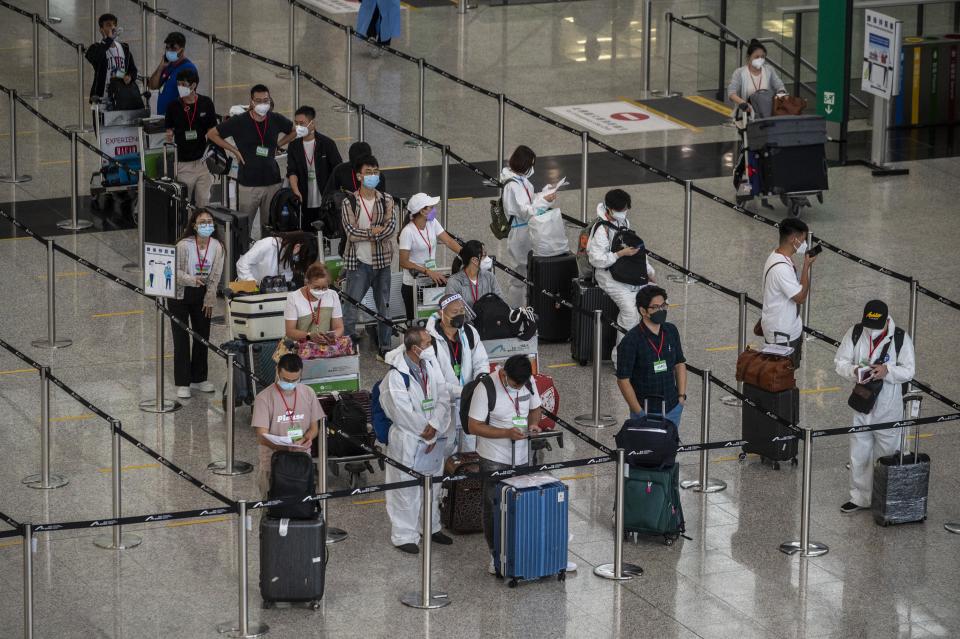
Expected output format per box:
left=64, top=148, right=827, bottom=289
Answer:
left=450, top=314, right=466, bottom=329
left=649, top=310, right=667, bottom=325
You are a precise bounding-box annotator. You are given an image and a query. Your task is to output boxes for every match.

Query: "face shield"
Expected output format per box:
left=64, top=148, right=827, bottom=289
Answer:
left=439, top=293, right=476, bottom=326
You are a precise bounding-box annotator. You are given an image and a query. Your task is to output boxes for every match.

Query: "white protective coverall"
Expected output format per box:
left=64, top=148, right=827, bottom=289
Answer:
left=834, top=318, right=916, bottom=508
left=425, top=313, right=490, bottom=455
left=380, top=345, right=452, bottom=546
left=586, top=203, right=655, bottom=365
left=502, top=167, right=543, bottom=308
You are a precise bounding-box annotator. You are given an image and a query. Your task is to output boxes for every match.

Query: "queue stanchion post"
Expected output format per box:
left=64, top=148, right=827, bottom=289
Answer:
left=653, top=13, right=681, bottom=97
left=642, top=0, right=653, bottom=95
left=332, top=26, right=354, bottom=112
left=153, top=0, right=169, bottom=15
left=779, top=427, right=828, bottom=557
left=680, top=370, right=726, bottom=492
left=946, top=522, right=960, bottom=534
left=65, top=44, right=93, bottom=133
left=319, top=417, right=347, bottom=544
left=44, top=0, right=62, bottom=24
left=124, top=127, right=147, bottom=272
left=277, top=0, right=295, bottom=79
left=802, top=231, right=814, bottom=340
left=209, top=34, right=217, bottom=105
left=908, top=278, right=918, bottom=348
left=400, top=474, right=450, bottom=609
left=31, top=239, right=72, bottom=349
left=441, top=145, right=450, bottom=229
left=140, top=4, right=148, bottom=80
left=579, top=130, right=589, bottom=223
left=94, top=420, right=143, bottom=550
left=721, top=292, right=747, bottom=407
left=217, top=0, right=234, bottom=51
left=209, top=352, right=253, bottom=475
left=24, top=14, right=52, bottom=100
left=217, top=500, right=269, bottom=637
left=574, top=310, right=617, bottom=428
left=57, top=131, right=94, bottom=231
left=140, top=300, right=182, bottom=413
left=405, top=59, right=426, bottom=147
left=221, top=219, right=234, bottom=297
left=594, top=449, right=643, bottom=580
left=357, top=103, right=365, bottom=142
left=22, top=367, right=69, bottom=489
left=0, top=89, right=31, bottom=184
left=668, top=180, right=694, bottom=283
left=497, top=93, right=505, bottom=174
left=292, top=64, right=300, bottom=112
left=23, top=523, right=34, bottom=639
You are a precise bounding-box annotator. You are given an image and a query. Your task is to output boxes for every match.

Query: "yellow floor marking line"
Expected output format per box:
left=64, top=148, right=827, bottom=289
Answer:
left=684, top=94, right=733, bottom=116
left=214, top=83, right=250, bottom=90
left=547, top=363, right=579, bottom=369
left=39, top=69, right=74, bottom=75
left=92, top=310, right=144, bottom=318
left=36, top=271, right=91, bottom=278
left=618, top=96, right=701, bottom=133
left=166, top=516, right=232, bottom=528
left=98, top=463, right=160, bottom=473
left=705, top=345, right=738, bottom=352
left=0, top=130, right=37, bottom=138
left=449, top=197, right=474, bottom=202
left=380, top=165, right=415, bottom=171
left=52, top=413, right=95, bottom=423
left=0, top=539, right=23, bottom=549
left=558, top=473, right=594, bottom=481
left=716, top=453, right=758, bottom=462
left=0, top=236, right=33, bottom=242
left=38, top=159, right=71, bottom=166
left=353, top=498, right=386, bottom=505
left=0, top=368, right=35, bottom=376
left=400, top=2, right=417, bottom=9
left=799, top=387, right=841, bottom=395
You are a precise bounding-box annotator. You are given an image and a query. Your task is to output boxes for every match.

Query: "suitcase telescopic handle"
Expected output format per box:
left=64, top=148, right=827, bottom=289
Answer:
left=162, top=142, right=178, bottom=179
left=901, top=392, right=924, bottom=463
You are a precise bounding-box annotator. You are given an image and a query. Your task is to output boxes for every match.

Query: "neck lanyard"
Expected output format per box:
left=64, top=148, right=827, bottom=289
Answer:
left=194, top=237, right=211, bottom=272
left=304, top=290, right=323, bottom=327
left=304, top=140, right=315, bottom=168
left=415, top=223, right=434, bottom=258
left=518, top=179, right=532, bottom=203
left=250, top=112, right=267, bottom=146
left=868, top=327, right=889, bottom=360
left=359, top=194, right=375, bottom=224
left=469, top=276, right=480, bottom=303
left=644, top=324, right=665, bottom=358
left=276, top=384, right=298, bottom=417
left=750, top=68, right=763, bottom=93
left=499, top=372, right=521, bottom=417
left=182, top=99, right=198, bottom=130
left=448, top=336, right=460, bottom=364
left=418, top=362, right=430, bottom=397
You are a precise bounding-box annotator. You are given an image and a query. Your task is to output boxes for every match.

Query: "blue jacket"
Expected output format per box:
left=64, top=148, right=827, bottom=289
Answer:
left=356, top=0, right=402, bottom=42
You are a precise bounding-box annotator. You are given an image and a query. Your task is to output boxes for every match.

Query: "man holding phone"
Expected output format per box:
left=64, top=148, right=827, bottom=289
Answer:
left=834, top=300, right=915, bottom=513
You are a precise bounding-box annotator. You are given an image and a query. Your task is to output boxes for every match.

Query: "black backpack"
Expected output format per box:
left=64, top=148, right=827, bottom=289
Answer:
left=267, top=451, right=317, bottom=519
left=614, top=411, right=680, bottom=469
left=459, top=372, right=533, bottom=435
left=106, top=77, right=144, bottom=111
left=329, top=397, right=368, bottom=457
left=268, top=187, right=302, bottom=232
left=473, top=294, right=516, bottom=340
left=598, top=220, right=649, bottom=286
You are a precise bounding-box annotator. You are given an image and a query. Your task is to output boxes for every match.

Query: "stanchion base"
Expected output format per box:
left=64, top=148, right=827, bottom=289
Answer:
left=326, top=527, right=348, bottom=544
left=24, top=93, right=54, bottom=101
left=593, top=562, right=643, bottom=580
left=404, top=139, right=426, bottom=148
left=64, top=124, right=95, bottom=133
left=22, top=473, right=69, bottom=489
left=779, top=541, right=829, bottom=557
left=399, top=591, right=451, bottom=609
left=216, top=621, right=269, bottom=638
left=276, top=70, right=292, bottom=79
left=57, top=219, right=94, bottom=231
left=574, top=413, right=617, bottom=428
left=667, top=274, right=694, bottom=284
left=44, top=16, right=63, bottom=24
left=650, top=90, right=682, bottom=97
left=208, top=460, right=254, bottom=476
left=719, top=395, right=742, bottom=407
left=94, top=532, right=142, bottom=550
left=121, top=262, right=141, bottom=273
left=945, top=523, right=960, bottom=534
left=30, top=338, right=73, bottom=349
left=156, top=7, right=169, bottom=14
left=139, top=398, right=182, bottom=414
left=0, top=174, right=32, bottom=183
left=680, top=479, right=727, bottom=493
left=332, top=104, right=356, bottom=113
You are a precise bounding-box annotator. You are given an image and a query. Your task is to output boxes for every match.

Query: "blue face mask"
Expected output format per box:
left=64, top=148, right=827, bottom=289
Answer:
left=277, top=380, right=298, bottom=392
left=197, top=223, right=215, bottom=238
left=361, top=174, right=380, bottom=189
left=165, top=50, right=179, bottom=62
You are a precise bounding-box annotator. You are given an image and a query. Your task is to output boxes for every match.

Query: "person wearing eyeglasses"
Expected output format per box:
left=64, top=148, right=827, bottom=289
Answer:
left=615, top=285, right=687, bottom=425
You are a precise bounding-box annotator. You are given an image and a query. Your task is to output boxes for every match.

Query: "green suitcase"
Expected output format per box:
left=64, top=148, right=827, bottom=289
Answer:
left=623, top=464, right=685, bottom=545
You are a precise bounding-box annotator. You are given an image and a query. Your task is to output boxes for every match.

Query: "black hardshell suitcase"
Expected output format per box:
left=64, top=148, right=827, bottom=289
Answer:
left=872, top=394, right=929, bottom=526
left=527, top=251, right=578, bottom=342
left=143, top=178, right=188, bottom=244
left=570, top=279, right=618, bottom=365
left=757, top=145, right=829, bottom=195
left=267, top=451, right=317, bottom=520
left=208, top=205, right=254, bottom=281
left=740, top=382, right=799, bottom=469
left=259, top=513, right=327, bottom=608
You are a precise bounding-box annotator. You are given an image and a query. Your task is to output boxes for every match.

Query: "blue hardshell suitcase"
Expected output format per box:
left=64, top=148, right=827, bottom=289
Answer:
left=493, top=480, right=569, bottom=587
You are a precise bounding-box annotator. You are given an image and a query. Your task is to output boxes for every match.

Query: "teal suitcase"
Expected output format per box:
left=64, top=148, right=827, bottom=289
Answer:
left=623, top=464, right=685, bottom=545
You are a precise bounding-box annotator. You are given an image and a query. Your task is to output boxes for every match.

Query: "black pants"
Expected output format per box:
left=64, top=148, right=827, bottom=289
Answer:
left=401, top=283, right=414, bottom=322
left=788, top=335, right=803, bottom=368
left=168, top=286, right=212, bottom=387
left=302, top=205, right=322, bottom=230
left=366, top=5, right=391, bottom=45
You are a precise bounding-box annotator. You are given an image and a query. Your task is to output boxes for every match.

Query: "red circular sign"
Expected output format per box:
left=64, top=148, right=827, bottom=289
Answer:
left=610, top=112, right=649, bottom=122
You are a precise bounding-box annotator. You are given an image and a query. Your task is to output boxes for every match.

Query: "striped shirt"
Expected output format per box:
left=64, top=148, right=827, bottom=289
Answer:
left=340, top=190, right=398, bottom=271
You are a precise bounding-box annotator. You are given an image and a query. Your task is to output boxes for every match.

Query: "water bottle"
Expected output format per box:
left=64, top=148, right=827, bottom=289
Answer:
left=280, top=204, right=290, bottom=230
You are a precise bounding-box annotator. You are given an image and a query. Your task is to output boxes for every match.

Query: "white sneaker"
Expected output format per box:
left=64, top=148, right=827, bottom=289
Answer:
left=566, top=561, right=578, bottom=572
left=176, top=386, right=191, bottom=399
left=487, top=557, right=497, bottom=575
left=191, top=381, right=216, bottom=393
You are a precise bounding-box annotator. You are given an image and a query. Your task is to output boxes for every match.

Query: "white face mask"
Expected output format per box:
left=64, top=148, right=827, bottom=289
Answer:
left=751, top=57, right=765, bottom=70
left=177, top=85, right=192, bottom=99
left=611, top=209, right=628, bottom=221
left=794, top=240, right=808, bottom=255
left=479, top=256, right=493, bottom=271
left=417, top=346, right=436, bottom=363
left=295, top=125, right=309, bottom=138
left=310, top=288, right=326, bottom=299
left=253, top=103, right=270, bottom=116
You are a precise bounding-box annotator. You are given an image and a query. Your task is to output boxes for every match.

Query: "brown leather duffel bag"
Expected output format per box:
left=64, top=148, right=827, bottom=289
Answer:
left=735, top=348, right=796, bottom=393
left=773, top=94, right=807, bottom=116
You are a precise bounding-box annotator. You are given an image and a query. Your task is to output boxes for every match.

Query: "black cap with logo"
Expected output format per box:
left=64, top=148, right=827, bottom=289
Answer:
left=861, top=300, right=888, bottom=329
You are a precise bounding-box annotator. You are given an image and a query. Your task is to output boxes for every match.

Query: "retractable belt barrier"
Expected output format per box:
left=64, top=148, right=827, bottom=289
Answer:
left=0, top=510, right=23, bottom=536
left=0, top=1, right=83, bottom=49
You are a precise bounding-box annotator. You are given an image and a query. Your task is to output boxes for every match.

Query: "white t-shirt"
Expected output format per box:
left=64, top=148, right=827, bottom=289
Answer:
left=355, top=195, right=375, bottom=265
left=469, top=368, right=542, bottom=466
left=105, top=41, right=126, bottom=91
left=302, top=139, right=321, bottom=209
left=235, top=237, right=293, bottom=283
left=284, top=289, right=343, bottom=322
left=760, top=251, right=802, bottom=342
left=185, top=238, right=220, bottom=278
left=398, top=219, right=445, bottom=286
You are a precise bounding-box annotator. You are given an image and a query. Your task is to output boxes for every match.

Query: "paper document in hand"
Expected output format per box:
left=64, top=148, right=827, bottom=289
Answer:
left=264, top=433, right=309, bottom=449
left=761, top=344, right=794, bottom=356
left=540, top=177, right=569, bottom=196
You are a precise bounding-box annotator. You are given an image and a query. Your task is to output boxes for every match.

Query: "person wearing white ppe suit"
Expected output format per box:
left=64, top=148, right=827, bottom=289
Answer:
left=586, top=189, right=656, bottom=366
left=500, top=145, right=557, bottom=308
left=425, top=293, right=490, bottom=456
left=834, top=300, right=915, bottom=514
left=380, top=327, right=455, bottom=553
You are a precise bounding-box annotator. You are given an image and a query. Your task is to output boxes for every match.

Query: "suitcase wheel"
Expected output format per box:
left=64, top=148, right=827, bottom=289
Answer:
left=262, top=600, right=275, bottom=610
left=791, top=458, right=798, bottom=466
left=558, top=570, right=566, bottom=582
left=664, top=536, right=674, bottom=547
left=772, top=461, right=781, bottom=471
left=508, top=578, right=518, bottom=588
left=576, top=358, right=587, bottom=366
left=310, top=600, right=321, bottom=611
left=737, top=452, right=747, bottom=463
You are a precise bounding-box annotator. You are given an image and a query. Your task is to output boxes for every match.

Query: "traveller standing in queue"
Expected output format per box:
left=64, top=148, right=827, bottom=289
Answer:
left=500, top=146, right=557, bottom=308
left=760, top=217, right=816, bottom=367
left=835, top=300, right=916, bottom=514
left=586, top=189, right=656, bottom=366
left=287, top=106, right=343, bottom=230
left=147, top=32, right=197, bottom=116
left=86, top=13, right=137, bottom=105
left=170, top=210, right=225, bottom=399
left=727, top=39, right=787, bottom=116
left=207, top=84, right=297, bottom=240
left=444, top=240, right=503, bottom=311
left=398, top=192, right=462, bottom=321
left=251, top=353, right=321, bottom=497
left=323, top=142, right=389, bottom=197
left=357, top=0, right=401, bottom=52
left=615, top=286, right=687, bottom=425
left=340, top=155, right=398, bottom=360
left=379, top=327, right=454, bottom=554
left=164, top=68, right=217, bottom=206
left=236, top=231, right=318, bottom=288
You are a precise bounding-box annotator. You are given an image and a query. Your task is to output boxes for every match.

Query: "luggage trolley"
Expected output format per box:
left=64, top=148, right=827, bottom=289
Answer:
left=414, top=269, right=451, bottom=321
left=734, top=106, right=829, bottom=217
left=89, top=103, right=151, bottom=217
left=314, top=390, right=385, bottom=490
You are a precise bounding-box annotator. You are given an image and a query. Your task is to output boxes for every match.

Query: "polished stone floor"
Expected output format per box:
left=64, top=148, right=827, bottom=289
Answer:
left=1, top=0, right=960, bottom=638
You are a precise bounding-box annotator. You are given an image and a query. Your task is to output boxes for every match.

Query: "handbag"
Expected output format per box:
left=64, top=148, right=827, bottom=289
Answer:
left=489, top=198, right=510, bottom=240
left=271, top=337, right=297, bottom=363
left=773, top=94, right=808, bottom=116
left=298, top=335, right=354, bottom=359
left=847, top=336, right=895, bottom=414
left=735, top=348, right=796, bottom=393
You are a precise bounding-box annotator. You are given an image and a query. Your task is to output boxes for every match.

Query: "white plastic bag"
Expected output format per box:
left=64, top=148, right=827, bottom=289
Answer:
left=528, top=208, right=569, bottom=257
